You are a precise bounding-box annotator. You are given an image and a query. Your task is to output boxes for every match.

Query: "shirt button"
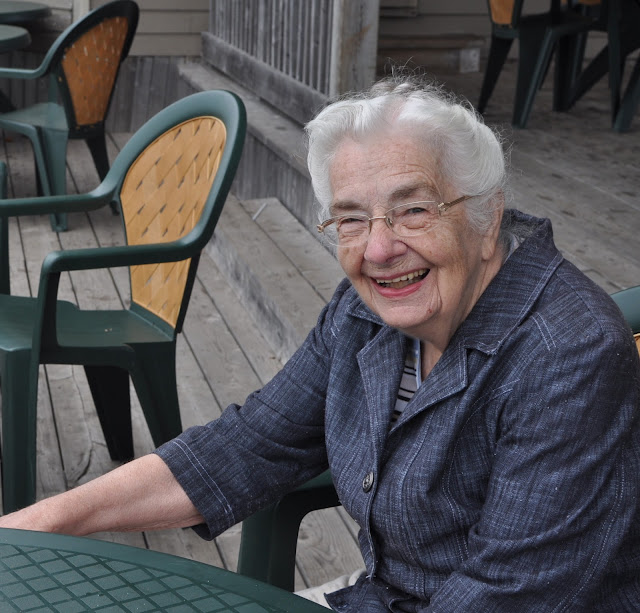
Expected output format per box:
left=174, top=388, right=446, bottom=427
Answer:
left=362, top=471, right=374, bottom=493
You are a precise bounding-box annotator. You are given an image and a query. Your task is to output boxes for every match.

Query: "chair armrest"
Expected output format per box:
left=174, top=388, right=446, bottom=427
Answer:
left=0, top=65, right=48, bottom=81
left=0, top=188, right=114, bottom=217
left=41, top=241, right=196, bottom=275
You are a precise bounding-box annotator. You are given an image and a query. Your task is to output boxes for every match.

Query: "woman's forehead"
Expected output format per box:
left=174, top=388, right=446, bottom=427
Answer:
left=329, top=135, right=444, bottom=206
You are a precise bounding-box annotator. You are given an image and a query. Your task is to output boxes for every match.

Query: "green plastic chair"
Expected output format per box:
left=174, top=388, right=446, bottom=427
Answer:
left=477, top=0, right=597, bottom=127
left=0, top=89, right=246, bottom=513
left=611, top=285, right=640, bottom=336
left=0, top=161, right=7, bottom=294
left=237, top=470, right=340, bottom=591
left=0, top=0, right=139, bottom=232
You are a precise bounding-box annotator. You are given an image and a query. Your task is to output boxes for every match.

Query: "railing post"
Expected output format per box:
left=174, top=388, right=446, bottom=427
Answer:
left=329, top=0, right=380, bottom=97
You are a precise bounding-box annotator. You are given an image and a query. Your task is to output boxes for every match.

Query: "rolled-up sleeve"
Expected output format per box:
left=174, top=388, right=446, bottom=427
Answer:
left=155, top=280, right=352, bottom=539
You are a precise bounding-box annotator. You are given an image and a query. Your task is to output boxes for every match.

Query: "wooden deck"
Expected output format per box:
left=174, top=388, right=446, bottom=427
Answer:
left=0, top=60, right=639, bottom=592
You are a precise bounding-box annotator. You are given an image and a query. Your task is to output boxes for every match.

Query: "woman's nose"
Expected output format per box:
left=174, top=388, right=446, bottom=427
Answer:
left=363, top=218, right=406, bottom=262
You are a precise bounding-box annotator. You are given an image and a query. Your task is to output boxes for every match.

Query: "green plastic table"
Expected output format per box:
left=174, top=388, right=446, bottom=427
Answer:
left=0, top=23, right=29, bottom=53
left=0, top=1, right=51, bottom=25
left=0, top=528, right=328, bottom=612
left=0, top=1, right=51, bottom=111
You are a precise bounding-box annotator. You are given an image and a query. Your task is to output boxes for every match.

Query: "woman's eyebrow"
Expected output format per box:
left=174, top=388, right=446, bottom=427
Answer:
left=389, top=184, right=433, bottom=202
left=330, top=200, right=364, bottom=214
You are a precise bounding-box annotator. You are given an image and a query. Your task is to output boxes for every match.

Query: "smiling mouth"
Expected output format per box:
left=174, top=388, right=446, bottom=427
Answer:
left=374, top=268, right=429, bottom=289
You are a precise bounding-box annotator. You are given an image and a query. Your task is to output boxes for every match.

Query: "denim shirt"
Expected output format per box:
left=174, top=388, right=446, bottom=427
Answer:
left=156, top=211, right=640, bottom=612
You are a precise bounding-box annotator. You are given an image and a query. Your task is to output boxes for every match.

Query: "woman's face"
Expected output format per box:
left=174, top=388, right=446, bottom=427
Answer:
left=329, top=132, right=503, bottom=351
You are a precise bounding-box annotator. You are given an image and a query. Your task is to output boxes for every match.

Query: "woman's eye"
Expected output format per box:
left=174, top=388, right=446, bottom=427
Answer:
left=339, top=216, right=366, bottom=225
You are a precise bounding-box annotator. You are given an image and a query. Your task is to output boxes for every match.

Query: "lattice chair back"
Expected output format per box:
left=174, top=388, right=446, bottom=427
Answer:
left=51, top=1, right=139, bottom=137
left=119, top=116, right=227, bottom=329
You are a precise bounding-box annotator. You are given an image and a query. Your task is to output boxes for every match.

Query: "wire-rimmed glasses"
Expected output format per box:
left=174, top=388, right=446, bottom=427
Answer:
left=317, top=195, right=473, bottom=247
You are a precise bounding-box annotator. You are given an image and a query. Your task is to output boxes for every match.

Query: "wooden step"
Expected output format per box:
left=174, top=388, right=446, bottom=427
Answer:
left=378, top=34, right=484, bottom=75
left=206, top=195, right=344, bottom=362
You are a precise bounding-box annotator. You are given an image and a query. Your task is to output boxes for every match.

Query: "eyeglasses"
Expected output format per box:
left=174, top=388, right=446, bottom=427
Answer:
left=317, top=196, right=473, bottom=247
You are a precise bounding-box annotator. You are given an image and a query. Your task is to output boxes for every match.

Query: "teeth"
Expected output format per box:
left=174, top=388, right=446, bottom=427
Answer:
left=376, top=269, right=428, bottom=285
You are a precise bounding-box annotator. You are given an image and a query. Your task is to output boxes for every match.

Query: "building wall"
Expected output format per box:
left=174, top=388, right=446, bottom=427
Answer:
left=36, top=0, right=209, bottom=56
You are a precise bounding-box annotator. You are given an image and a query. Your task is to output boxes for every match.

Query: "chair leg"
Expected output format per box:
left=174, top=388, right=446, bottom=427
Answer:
left=40, top=127, right=69, bottom=232
left=130, top=343, right=183, bottom=448
left=0, top=162, right=9, bottom=295
left=0, top=216, right=8, bottom=295
left=512, top=25, right=555, bottom=128
left=85, top=133, right=118, bottom=216
left=84, top=365, right=133, bottom=462
left=477, top=36, right=514, bottom=114
left=614, top=55, right=640, bottom=132
left=1, top=350, right=38, bottom=513
left=554, top=33, right=586, bottom=112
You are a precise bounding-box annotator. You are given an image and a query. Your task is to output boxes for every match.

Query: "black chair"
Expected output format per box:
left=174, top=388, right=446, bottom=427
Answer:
left=565, top=0, right=640, bottom=131
left=478, top=0, right=597, bottom=127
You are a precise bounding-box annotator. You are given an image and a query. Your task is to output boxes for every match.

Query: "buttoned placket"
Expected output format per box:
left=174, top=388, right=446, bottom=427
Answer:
left=355, top=329, right=406, bottom=576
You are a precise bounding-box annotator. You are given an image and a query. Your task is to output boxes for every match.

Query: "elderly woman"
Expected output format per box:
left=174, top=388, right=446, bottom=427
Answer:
left=1, top=77, right=638, bottom=612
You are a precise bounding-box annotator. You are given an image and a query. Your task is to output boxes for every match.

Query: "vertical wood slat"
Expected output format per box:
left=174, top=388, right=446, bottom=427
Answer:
left=208, top=0, right=337, bottom=97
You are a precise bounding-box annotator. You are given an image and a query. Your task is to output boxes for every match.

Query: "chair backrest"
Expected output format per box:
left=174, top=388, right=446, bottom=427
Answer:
left=104, top=90, right=246, bottom=333
left=121, top=117, right=227, bottom=328
left=487, top=0, right=528, bottom=27
left=47, top=0, right=139, bottom=136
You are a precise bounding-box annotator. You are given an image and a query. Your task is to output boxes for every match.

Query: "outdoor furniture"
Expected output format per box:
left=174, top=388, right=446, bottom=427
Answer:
left=238, top=470, right=340, bottom=591
left=0, top=2, right=52, bottom=110
left=0, top=0, right=139, bottom=232
left=0, top=1, right=51, bottom=25
left=611, top=285, right=640, bottom=347
left=0, top=24, right=29, bottom=53
left=0, top=528, right=327, bottom=612
left=478, top=0, right=597, bottom=127
left=0, top=88, right=246, bottom=513
left=565, top=0, right=640, bottom=131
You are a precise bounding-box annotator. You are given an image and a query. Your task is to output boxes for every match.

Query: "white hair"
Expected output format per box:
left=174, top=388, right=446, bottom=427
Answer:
left=305, top=75, right=511, bottom=239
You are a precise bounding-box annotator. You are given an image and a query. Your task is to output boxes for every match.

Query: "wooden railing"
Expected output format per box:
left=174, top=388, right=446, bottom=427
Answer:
left=205, top=0, right=380, bottom=124
left=209, top=0, right=334, bottom=95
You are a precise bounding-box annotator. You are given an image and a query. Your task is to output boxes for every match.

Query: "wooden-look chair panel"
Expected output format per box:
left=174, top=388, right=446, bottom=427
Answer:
left=489, top=0, right=516, bottom=26
left=61, top=16, right=129, bottom=128
left=121, top=117, right=227, bottom=327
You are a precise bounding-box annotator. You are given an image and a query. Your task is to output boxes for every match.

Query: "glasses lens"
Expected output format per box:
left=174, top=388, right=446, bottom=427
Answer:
left=320, top=215, right=369, bottom=246
left=388, top=201, right=439, bottom=237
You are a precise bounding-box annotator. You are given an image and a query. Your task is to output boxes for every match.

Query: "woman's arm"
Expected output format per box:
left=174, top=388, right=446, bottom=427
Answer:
left=0, top=454, right=204, bottom=535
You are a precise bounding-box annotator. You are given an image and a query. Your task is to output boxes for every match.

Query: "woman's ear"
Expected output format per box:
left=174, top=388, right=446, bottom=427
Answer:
left=481, top=192, right=505, bottom=262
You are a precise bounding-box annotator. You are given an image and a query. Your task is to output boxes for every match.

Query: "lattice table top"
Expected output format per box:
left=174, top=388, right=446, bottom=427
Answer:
left=0, top=529, right=324, bottom=612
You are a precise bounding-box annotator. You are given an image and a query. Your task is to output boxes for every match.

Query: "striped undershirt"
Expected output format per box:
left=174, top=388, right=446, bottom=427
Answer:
left=391, top=337, right=422, bottom=424
left=388, top=235, right=522, bottom=426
